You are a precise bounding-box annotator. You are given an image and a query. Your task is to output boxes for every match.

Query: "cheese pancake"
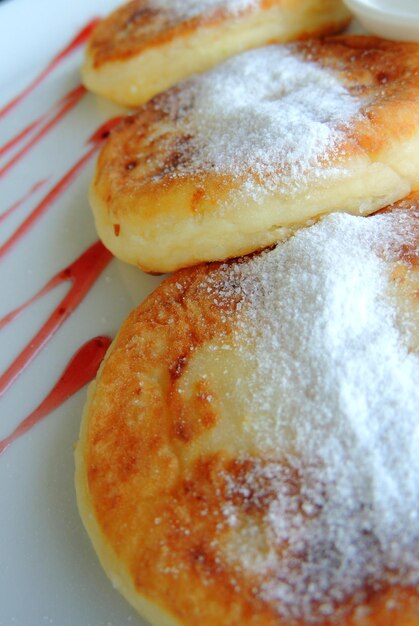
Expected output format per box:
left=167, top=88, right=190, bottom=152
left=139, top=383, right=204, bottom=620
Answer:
left=90, top=36, right=419, bottom=273
left=83, top=0, right=350, bottom=107
left=76, top=196, right=419, bottom=626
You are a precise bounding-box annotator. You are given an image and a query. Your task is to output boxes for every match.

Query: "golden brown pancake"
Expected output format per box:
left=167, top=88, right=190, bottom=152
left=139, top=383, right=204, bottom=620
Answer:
left=76, top=195, right=419, bottom=626
left=90, top=36, right=419, bottom=273
left=83, top=0, right=350, bottom=107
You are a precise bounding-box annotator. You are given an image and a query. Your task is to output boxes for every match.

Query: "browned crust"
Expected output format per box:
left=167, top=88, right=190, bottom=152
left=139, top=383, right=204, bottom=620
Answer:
left=88, top=0, right=271, bottom=67
left=300, top=36, right=419, bottom=156
left=82, top=197, right=419, bottom=626
left=86, top=0, right=348, bottom=68
left=93, top=35, right=419, bottom=224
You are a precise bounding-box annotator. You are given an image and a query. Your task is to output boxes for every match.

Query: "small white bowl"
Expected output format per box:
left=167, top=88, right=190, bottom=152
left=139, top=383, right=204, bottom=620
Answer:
left=343, top=0, right=419, bottom=41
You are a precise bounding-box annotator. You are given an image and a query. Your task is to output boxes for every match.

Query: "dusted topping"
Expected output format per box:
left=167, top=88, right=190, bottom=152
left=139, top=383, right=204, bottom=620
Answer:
left=159, top=46, right=361, bottom=198
left=86, top=0, right=262, bottom=70
left=151, top=0, right=258, bottom=19
left=209, top=208, right=419, bottom=621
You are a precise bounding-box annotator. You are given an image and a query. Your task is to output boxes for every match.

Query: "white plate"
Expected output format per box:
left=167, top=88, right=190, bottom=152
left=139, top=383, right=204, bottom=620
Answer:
left=0, top=3, right=368, bottom=625
left=0, top=1, right=161, bottom=624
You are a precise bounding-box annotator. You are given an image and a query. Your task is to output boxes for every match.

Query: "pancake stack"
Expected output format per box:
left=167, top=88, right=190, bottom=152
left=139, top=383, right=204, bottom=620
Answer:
left=75, top=2, right=419, bottom=625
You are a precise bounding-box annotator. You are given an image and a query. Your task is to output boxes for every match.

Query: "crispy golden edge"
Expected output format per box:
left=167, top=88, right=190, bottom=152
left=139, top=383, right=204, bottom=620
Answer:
left=93, top=35, right=419, bottom=200
left=83, top=0, right=351, bottom=108
left=75, top=350, right=184, bottom=626
left=86, top=0, right=348, bottom=67
left=89, top=36, right=419, bottom=272
left=76, top=197, right=419, bottom=626
left=87, top=0, right=250, bottom=66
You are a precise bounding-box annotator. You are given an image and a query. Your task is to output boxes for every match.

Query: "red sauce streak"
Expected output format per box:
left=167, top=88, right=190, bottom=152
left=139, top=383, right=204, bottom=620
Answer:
left=0, top=23, right=122, bottom=453
left=0, top=118, right=40, bottom=159
left=0, top=117, right=121, bottom=261
left=0, top=18, right=99, bottom=120
left=0, top=241, right=113, bottom=398
left=0, top=335, right=112, bottom=455
left=0, top=179, right=48, bottom=225
left=0, top=85, right=86, bottom=179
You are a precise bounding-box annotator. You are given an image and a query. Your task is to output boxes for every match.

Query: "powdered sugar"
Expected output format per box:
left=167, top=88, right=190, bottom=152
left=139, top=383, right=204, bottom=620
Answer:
left=212, top=209, right=419, bottom=620
left=151, top=0, right=257, bottom=20
left=159, top=46, right=361, bottom=199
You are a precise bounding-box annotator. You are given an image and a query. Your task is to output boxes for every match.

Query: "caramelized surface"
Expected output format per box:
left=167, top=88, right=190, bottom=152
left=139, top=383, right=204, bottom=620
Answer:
left=76, top=196, right=419, bottom=626
left=95, top=36, right=419, bottom=193
left=88, top=0, right=256, bottom=66
left=83, top=0, right=350, bottom=107
left=90, top=36, right=419, bottom=273
left=87, top=0, right=347, bottom=67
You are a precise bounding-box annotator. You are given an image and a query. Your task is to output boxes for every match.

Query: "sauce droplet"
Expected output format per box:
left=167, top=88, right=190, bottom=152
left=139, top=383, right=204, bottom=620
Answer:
left=0, top=241, right=113, bottom=396
left=0, top=335, right=112, bottom=455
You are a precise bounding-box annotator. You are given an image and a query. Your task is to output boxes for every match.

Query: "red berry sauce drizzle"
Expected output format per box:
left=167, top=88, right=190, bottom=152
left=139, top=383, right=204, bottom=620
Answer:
left=0, top=241, right=113, bottom=396
left=0, top=119, right=120, bottom=261
left=0, top=85, right=87, bottom=179
left=0, top=179, right=48, bottom=225
left=0, top=336, right=112, bottom=455
left=0, top=18, right=98, bottom=119
left=0, top=19, right=120, bottom=454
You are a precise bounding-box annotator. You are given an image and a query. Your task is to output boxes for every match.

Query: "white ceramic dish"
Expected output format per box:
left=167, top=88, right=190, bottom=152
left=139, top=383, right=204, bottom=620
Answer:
left=0, top=1, right=161, bottom=624
left=0, top=1, right=400, bottom=625
left=343, top=0, right=419, bottom=41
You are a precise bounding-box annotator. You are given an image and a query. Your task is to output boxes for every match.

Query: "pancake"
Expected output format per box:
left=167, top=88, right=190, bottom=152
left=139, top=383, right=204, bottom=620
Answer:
left=75, top=195, right=419, bottom=626
left=90, top=36, right=419, bottom=274
left=82, top=0, right=350, bottom=107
